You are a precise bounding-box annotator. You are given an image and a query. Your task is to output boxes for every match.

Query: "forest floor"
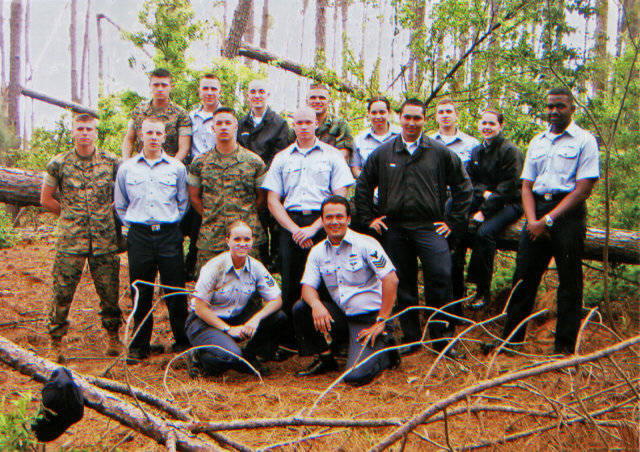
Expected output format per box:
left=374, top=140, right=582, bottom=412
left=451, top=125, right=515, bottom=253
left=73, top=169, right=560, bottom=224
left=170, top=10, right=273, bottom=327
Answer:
left=0, top=223, right=638, bottom=451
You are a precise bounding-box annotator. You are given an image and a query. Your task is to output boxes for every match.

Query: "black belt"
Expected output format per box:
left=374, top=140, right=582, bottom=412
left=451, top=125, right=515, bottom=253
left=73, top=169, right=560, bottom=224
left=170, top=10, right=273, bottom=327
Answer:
left=130, top=222, right=179, bottom=233
left=287, top=209, right=321, bottom=216
left=534, top=192, right=569, bottom=202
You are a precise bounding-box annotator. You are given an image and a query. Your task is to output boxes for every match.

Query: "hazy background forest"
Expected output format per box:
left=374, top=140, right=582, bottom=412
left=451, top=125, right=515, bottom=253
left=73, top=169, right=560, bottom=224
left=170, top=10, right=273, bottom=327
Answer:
left=0, top=0, right=638, bottom=313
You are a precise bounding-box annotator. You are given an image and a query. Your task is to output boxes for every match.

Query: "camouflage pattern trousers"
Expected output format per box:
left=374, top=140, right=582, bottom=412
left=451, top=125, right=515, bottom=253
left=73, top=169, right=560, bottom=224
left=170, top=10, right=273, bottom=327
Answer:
left=49, top=251, right=121, bottom=338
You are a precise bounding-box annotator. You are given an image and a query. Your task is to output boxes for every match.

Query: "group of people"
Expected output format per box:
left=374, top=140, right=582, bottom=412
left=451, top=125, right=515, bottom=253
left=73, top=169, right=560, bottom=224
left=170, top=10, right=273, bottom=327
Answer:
left=41, top=65, right=599, bottom=386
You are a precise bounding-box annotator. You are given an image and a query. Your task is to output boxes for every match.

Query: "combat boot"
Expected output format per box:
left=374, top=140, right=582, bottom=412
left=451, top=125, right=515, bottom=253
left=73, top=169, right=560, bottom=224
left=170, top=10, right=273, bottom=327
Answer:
left=48, top=337, right=66, bottom=364
left=105, top=331, right=123, bottom=357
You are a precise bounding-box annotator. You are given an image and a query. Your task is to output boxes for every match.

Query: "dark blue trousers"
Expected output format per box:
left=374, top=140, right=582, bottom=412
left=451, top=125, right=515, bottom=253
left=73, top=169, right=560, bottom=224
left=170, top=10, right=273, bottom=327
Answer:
left=127, top=223, right=189, bottom=353
left=384, top=226, right=454, bottom=350
left=293, top=299, right=393, bottom=385
left=185, top=305, right=287, bottom=375
left=503, top=201, right=586, bottom=353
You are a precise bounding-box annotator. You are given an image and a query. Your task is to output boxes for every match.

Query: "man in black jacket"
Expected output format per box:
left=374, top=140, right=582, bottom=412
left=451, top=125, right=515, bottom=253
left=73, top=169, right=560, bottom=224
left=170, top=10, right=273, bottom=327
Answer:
left=238, top=79, right=292, bottom=266
left=355, top=98, right=472, bottom=358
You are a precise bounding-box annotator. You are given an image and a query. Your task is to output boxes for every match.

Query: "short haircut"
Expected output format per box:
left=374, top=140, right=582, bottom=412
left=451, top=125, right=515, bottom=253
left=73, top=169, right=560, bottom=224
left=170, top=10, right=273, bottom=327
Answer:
left=141, top=117, right=165, bottom=128
left=482, top=108, right=504, bottom=125
left=73, top=113, right=97, bottom=124
left=226, top=220, right=252, bottom=238
left=309, top=83, right=330, bottom=93
left=149, top=68, right=172, bottom=80
left=547, top=87, right=574, bottom=104
left=435, top=97, right=457, bottom=112
left=321, top=195, right=351, bottom=218
left=200, top=73, right=220, bottom=83
left=400, top=98, right=426, bottom=116
left=213, top=106, right=236, bottom=119
left=367, top=96, right=391, bottom=112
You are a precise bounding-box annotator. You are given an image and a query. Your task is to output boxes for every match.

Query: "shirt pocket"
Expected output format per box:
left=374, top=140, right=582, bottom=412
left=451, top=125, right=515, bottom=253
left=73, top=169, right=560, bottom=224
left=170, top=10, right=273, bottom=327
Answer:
left=320, top=264, right=338, bottom=289
left=157, top=175, right=178, bottom=205
left=282, top=164, right=301, bottom=190
left=343, top=258, right=367, bottom=287
left=125, top=173, right=146, bottom=199
left=311, top=159, right=331, bottom=186
left=555, top=146, right=579, bottom=175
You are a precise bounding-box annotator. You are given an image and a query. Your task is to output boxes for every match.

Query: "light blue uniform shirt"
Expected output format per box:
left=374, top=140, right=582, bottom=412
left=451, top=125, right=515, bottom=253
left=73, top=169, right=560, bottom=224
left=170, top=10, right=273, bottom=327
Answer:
left=189, top=106, right=216, bottom=160
left=522, top=121, right=600, bottom=194
left=261, top=139, right=354, bottom=211
left=191, top=252, right=281, bottom=318
left=114, top=152, right=189, bottom=226
left=350, top=124, right=402, bottom=168
left=431, top=129, right=479, bottom=165
left=302, top=229, right=396, bottom=316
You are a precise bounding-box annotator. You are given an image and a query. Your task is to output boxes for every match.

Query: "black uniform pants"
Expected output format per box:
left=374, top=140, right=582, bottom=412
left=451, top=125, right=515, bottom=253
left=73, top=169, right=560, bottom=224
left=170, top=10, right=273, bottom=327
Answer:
left=180, top=206, right=202, bottom=278
left=503, top=200, right=586, bottom=353
left=127, top=223, right=190, bottom=353
left=293, top=299, right=394, bottom=385
left=384, top=226, right=455, bottom=350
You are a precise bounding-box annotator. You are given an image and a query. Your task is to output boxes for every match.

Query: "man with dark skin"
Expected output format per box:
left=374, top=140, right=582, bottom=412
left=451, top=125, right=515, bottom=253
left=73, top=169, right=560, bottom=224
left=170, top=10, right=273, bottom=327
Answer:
left=488, top=87, right=600, bottom=356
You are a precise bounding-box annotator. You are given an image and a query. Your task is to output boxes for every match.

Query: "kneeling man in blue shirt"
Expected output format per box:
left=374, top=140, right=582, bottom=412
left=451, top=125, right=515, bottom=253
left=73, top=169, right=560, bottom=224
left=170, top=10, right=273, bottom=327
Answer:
left=293, top=195, right=400, bottom=386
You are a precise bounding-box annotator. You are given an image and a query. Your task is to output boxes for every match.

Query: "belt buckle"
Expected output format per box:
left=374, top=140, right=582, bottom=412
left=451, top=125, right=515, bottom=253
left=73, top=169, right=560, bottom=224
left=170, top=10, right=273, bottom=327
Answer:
left=544, top=193, right=553, bottom=201
left=302, top=210, right=312, bottom=215
left=151, top=224, right=161, bottom=232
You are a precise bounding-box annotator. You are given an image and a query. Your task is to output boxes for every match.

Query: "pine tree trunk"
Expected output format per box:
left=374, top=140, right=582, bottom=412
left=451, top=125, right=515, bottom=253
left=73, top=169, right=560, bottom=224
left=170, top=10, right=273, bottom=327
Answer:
left=0, top=0, right=6, bottom=87
left=243, top=0, right=254, bottom=66
left=341, top=0, right=348, bottom=78
left=222, top=0, right=252, bottom=59
left=70, top=0, right=79, bottom=103
left=8, top=0, right=22, bottom=138
left=80, top=0, right=91, bottom=103
left=593, top=0, right=608, bottom=94
left=259, top=0, right=269, bottom=49
left=23, top=0, right=31, bottom=143
left=315, top=0, right=327, bottom=66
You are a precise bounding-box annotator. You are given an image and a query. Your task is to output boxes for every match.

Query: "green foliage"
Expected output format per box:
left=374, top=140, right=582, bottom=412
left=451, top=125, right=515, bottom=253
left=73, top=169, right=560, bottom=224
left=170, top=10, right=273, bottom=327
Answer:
left=96, top=90, right=144, bottom=156
left=584, top=265, right=640, bottom=309
left=0, top=205, right=20, bottom=248
left=0, top=392, right=39, bottom=451
left=18, top=117, right=73, bottom=171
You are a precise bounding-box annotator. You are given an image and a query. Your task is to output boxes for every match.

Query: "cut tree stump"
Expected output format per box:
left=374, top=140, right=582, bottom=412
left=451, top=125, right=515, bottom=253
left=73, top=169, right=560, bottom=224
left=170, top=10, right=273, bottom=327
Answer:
left=1, top=166, right=638, bottom=264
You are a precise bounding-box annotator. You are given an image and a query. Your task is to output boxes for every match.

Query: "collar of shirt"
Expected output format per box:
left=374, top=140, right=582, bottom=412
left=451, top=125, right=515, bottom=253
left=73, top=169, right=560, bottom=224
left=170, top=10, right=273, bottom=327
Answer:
left=222, top=252, right=250, bottom=277
left=144, top=99, right=176, bottom=115
left=365, top=125, right=400, bottom=143
left=322, top=228, right=357, bottom=251
left=250, top=109, right=265, bottom=126
left=433, top=129, right=465, bottom=146
left=191, top=105, right=215, bottom=121
left=541, top=121, right=579, bottom=141
left=135, top=151, right=170, bottom=167
left=290, top=139, right=322, bottom=156
left=401, top=135, right=421, bottom=155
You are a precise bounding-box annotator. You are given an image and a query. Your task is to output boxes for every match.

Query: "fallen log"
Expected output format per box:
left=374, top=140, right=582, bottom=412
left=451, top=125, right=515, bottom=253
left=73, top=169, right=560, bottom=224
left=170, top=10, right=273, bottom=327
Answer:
left=0, top=336, right=218, bottom=451
left=237, top=42, right=366, bottom=97
left=1, top=166, right=638, bottom=264
left=20, top=86, right=99, bottom=117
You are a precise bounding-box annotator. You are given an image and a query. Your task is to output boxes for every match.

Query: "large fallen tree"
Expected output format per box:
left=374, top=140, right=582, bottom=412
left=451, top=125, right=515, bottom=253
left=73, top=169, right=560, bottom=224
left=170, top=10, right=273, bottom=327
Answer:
left=2, top=166, right=638, bottom=265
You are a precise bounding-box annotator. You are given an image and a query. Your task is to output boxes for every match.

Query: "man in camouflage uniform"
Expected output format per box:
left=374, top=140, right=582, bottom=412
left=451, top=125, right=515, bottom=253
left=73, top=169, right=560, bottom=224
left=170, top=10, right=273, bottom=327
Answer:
left=40, top=114, right=122, bottom=363
left=121, top=68, right=192, bottom=161
left=188, top=107, right=267, bottom=271
left=306, top=83, right=353, bottom=161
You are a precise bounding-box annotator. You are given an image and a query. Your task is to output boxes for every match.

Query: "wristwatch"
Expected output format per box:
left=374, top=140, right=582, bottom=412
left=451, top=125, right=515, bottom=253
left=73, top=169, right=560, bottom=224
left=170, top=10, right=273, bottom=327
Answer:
left=544, top=215, right=554, bottom=228
left=222, top=325, right=231, bottom=333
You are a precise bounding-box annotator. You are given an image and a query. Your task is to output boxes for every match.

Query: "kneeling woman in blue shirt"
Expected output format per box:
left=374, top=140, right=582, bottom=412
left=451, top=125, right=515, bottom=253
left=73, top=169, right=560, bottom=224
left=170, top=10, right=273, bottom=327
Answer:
left=186, top=220, right=286, bottom=376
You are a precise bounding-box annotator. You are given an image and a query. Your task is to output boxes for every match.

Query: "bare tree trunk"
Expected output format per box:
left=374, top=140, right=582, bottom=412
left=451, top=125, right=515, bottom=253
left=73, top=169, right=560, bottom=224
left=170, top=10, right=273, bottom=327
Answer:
left=70, top=0, right=79, bottom=103
left=315, top=0, right=327, bottom=66
left=243, top=0, right=254, bottom=66
left=341, top=0, right=349, bottom=78
left=486, top=0, right=501, bottom=100
left=0, top=0, right=6, bottom=87
left=22, top=0, right=31, bottom=143
left=223, top=0, right=252, bottom=58
left=96, top=13, right=104, bottom=96
left=408, top=0, right=426, bottom=91
left=80, top=0, right=91, bottom=103
left=297, top=0, right=309, bottom=104
left=8, top=0, right=22, bottom=137
left=332, top=0, right=339, bottom=68
left=259, top=0, right=269, bottom=49
left=593, top=0, right=608, bottom=94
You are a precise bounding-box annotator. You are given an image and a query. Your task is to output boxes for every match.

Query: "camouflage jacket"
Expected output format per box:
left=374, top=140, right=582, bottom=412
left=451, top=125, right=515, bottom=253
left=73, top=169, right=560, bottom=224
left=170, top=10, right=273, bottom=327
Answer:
left=187, top=146, right=267, bottom=252
left=44, top=148, right=119, bottom=255
left=129, top=100, right=191, bottom=157
left=317, top=113, right=353, bottom=152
